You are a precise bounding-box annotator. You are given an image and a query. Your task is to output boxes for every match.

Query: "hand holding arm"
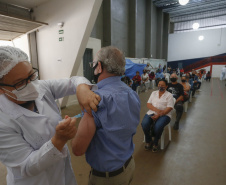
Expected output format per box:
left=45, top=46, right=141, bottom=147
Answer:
left=76, top=84, right=101, bottom=115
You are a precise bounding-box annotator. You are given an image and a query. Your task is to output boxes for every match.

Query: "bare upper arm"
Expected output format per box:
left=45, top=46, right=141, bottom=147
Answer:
left=71, top=112, right=96, bottom=156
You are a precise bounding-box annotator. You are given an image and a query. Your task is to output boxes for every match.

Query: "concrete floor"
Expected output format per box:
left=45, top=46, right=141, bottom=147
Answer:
left=1, top=79, right=226, bottom=185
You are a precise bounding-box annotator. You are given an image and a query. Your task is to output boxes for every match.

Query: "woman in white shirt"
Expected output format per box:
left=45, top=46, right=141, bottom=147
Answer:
left=141, top=70, right=149, bottom=91
left=141, top=79, right=174, bottom=152
left=0, top=46, right=100, bottom=185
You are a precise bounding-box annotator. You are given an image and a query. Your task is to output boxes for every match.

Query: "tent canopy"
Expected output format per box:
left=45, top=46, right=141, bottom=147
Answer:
left=125, top=59, right=146, bottom=79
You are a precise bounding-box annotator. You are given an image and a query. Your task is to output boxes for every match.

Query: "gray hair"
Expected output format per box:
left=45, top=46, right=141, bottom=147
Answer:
left=94, top=46, right=125, bottom=75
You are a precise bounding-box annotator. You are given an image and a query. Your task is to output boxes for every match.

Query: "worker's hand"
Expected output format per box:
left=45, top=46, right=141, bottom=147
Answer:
left=52, top=115, right=77, bottom=151
left=76, top=84, right=101, bottom=115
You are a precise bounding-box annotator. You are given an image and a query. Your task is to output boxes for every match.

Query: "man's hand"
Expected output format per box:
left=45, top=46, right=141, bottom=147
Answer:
left=52, top=115, right=77, bottom=151
left=76, top=84, right=101, bottom=115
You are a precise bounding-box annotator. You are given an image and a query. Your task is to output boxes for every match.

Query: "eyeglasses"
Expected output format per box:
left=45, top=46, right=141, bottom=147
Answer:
left=0, top=68, right=39, bottom=91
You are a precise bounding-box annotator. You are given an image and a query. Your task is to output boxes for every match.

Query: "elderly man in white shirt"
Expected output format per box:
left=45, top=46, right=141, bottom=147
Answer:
left=141, top=79, right=174, bottom=152
left=0, top=46, right=100, bottom=185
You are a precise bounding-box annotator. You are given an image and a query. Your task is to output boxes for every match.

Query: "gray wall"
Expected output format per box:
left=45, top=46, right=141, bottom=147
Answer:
left=135, top=0, right=146, bottom=58
left=150, top=2, right=158, bottom=58
left=111, top=0, right=129, bottom=56
left=90, top=0, right=169, bottom=60
left=90, top=3, right=103, bottom=46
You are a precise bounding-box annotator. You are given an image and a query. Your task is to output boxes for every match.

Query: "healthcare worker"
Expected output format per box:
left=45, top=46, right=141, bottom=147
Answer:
left=0, top=46, right=100, bottom=185
left=220, top=65, right=226, bottom=80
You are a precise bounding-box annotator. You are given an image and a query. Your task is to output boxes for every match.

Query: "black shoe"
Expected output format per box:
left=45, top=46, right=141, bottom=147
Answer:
left=145, top=143, right=152, bottom=151
left=173, top=122, right=179, bottom=130
left=152, top=145, right=159, bottom=152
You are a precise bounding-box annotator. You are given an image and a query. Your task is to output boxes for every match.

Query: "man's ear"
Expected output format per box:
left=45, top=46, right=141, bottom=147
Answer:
left=98, top=62, right=102, bottom=73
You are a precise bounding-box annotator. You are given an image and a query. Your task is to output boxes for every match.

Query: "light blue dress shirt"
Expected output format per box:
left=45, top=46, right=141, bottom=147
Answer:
left=86, top=76, right=140, bottom=172
left=155, top=72, right=164, bottom=79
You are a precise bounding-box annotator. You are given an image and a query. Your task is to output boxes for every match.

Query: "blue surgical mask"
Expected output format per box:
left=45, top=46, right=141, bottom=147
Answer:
left=158, top=87, right=165, bottom=92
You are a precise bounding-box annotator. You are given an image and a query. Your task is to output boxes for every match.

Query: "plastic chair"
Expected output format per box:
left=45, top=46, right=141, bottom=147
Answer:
left=160, top=124, right=171, bottom=150
left=136, top=86, right=140, bottom=94
left=143, top=124, right=171, bottom=150
left=165, top=73, right=170, bottom=83
left=152, top=80, right=155, bottom=89
left=184, top=101, right=188, bottom=112
left=144, top=81, right=149, bottom=91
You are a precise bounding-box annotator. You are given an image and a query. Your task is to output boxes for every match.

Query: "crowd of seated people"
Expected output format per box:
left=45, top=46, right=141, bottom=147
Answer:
left=121, top=66, right=206, bottom=152
left=139, top=68, right=205, bottom=152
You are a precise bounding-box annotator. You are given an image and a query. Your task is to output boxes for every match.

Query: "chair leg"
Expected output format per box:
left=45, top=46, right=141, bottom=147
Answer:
left=184, top=101, right=188, bottom=112
left=160, top=129, right=165, bottom=150
left=189, top=95, right=192, bottom=103
left=143, top=135, right=145, bottom=143
left=136, top=86, right=140, bottom=94
left=168, top=124, right=171, bottom=141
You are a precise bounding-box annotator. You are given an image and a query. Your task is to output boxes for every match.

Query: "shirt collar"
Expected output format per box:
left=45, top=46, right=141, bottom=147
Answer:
left=97, top=76, right=121, bottom=89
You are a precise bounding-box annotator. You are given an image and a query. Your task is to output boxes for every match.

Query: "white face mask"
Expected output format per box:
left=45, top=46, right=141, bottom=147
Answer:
left=3, top=80, right=40, bottom=101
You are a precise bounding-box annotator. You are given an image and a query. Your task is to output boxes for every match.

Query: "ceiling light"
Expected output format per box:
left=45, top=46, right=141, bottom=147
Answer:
left=179, top=0, right=189, bottom=6
left=199, top=36, right=204, bottom=41
left=193, top=23, right=199, bottom=30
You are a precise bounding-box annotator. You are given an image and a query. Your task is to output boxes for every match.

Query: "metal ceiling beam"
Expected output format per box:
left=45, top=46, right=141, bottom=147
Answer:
left=174, top=23, right=226, bottom=31
left=170, top=7, right=226, bottom=19
left=169, top=5, right=226, bottom=17
left=171, top=13, right=226, bottom=23
left=163, top=0, right=226, bottom=13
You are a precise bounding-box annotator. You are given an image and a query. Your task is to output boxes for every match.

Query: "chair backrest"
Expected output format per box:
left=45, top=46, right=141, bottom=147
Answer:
left=165, top=73, right=170, bottom=78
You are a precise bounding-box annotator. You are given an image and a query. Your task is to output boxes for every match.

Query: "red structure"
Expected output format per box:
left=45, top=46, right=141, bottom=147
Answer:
left=184, top=55, right=226, bottom=74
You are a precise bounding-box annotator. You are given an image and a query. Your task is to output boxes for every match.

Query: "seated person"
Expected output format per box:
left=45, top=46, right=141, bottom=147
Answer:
left=155, top=69, right=165, bottom=86
left=206, top=71, right=211, bottom=82
left=141, top=70, right=149, bottom=91
left=144, top=63, right=153, bottom=74
left=149, top=71, right=155, bottom=81
left=180, top=68, right=184, bottom=77
left=181, top=75, right=191, bottom=102
left=167, top=73, right=184, bottom=130
left=195, top=70, right=202, bottom=91
left=190, top=70, right=199, bottom=96
left=141, top=79, right=174, bottom=152
left=132, top=71, right=141, bottom=91
left=121, top=73, right=132, bottom=86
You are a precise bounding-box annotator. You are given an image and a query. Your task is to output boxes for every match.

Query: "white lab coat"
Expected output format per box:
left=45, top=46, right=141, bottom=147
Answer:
left=220, top=67, right=226, bottom=80
left=0, top=77, right=95, bottom=185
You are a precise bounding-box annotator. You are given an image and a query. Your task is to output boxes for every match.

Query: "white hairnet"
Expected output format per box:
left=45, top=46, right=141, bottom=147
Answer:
left=0, top=46, right=29, bottom=79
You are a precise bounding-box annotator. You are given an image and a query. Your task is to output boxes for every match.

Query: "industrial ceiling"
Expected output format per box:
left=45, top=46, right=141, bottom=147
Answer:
left=153, top=0, right=226, bottom=32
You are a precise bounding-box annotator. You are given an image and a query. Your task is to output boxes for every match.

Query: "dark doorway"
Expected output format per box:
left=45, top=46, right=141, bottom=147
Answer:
left=83, top=48, right=94, bottom=83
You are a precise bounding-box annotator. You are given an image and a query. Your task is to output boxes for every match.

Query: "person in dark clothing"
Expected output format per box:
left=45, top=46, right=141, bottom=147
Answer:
left=190, top=69, right=199, bottom=97
left=121, top=73, right=132, bottom=87
left=206, top=71, right=211, bottom=82
left=167, top=73, right=184, bottom=130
